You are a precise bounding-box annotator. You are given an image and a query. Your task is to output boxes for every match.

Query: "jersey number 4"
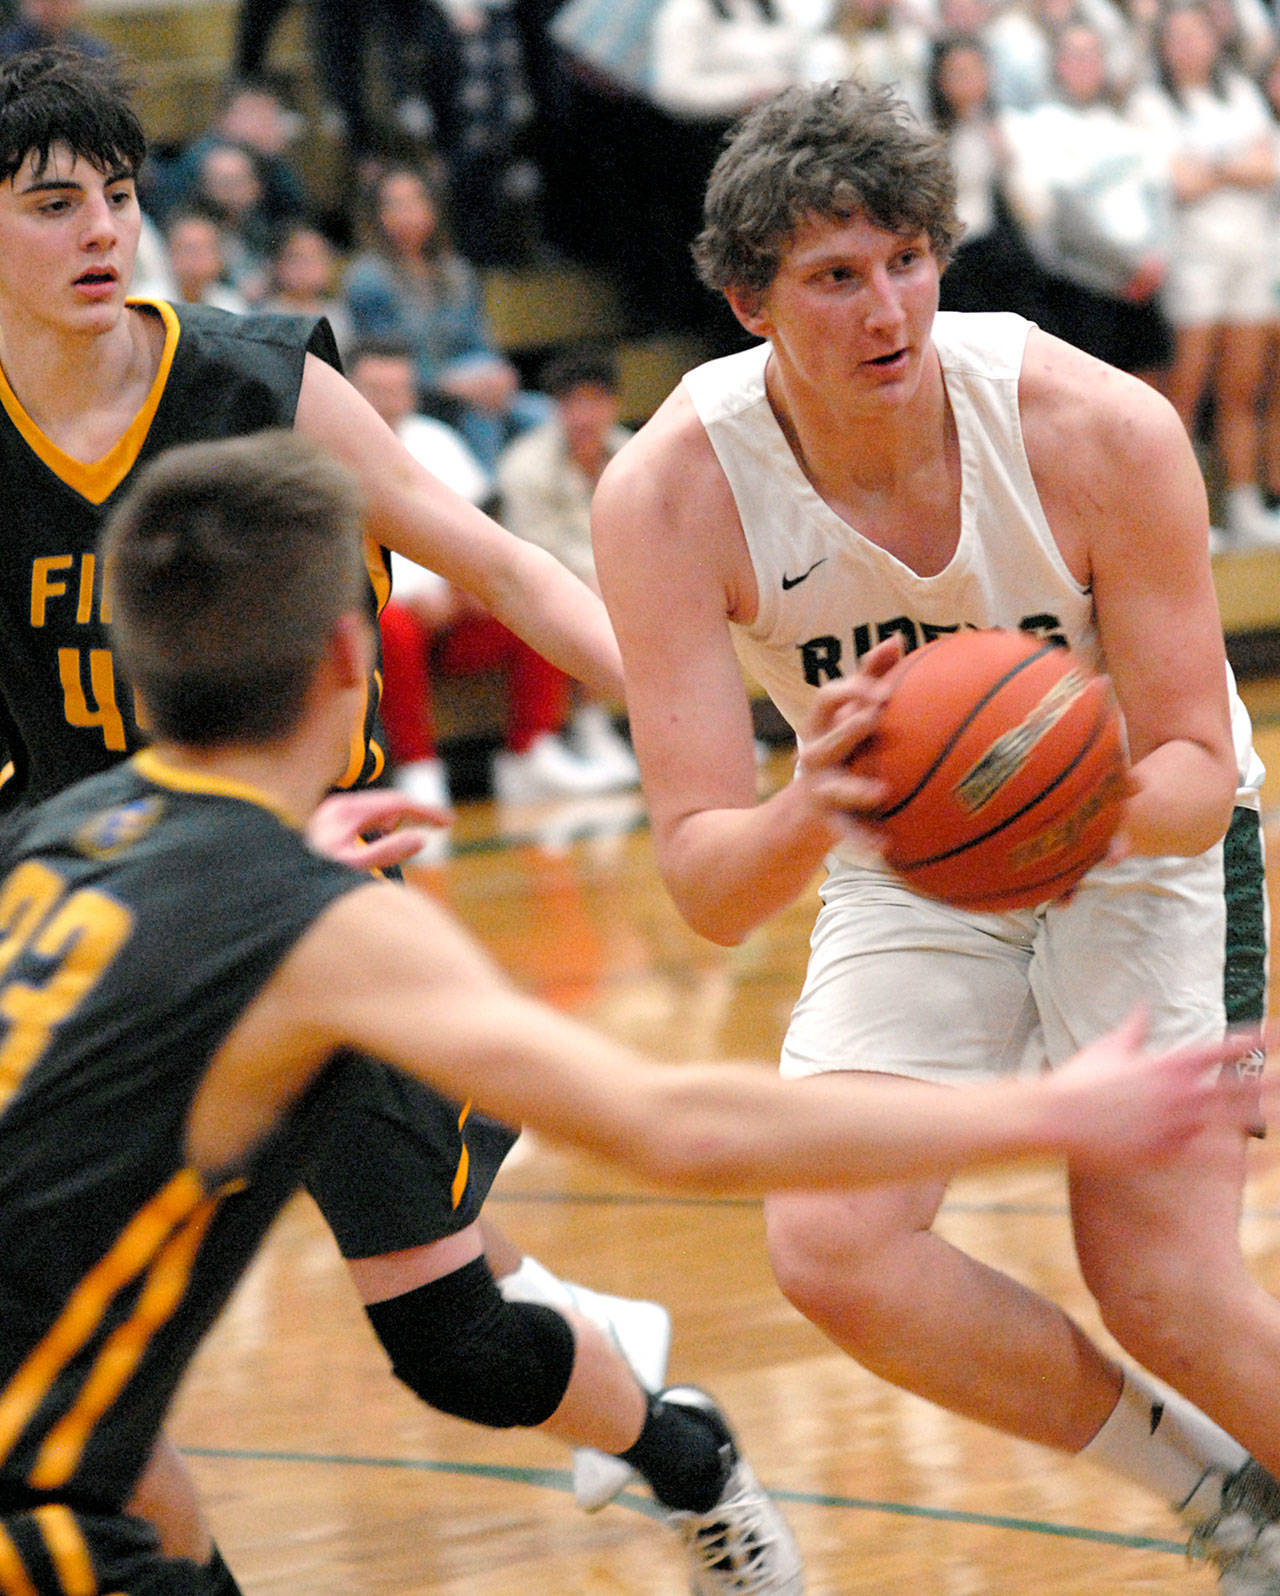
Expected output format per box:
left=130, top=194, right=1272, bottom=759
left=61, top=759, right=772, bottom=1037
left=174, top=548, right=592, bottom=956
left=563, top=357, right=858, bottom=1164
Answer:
left=58, top=647, right=128, bottom=753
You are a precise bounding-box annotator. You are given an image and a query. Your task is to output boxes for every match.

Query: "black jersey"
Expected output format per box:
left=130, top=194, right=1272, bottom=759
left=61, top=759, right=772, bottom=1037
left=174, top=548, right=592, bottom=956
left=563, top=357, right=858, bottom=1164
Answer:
left=0, top=750, right=363, bottom=1513
left=0, top=300, right=391, bottom=808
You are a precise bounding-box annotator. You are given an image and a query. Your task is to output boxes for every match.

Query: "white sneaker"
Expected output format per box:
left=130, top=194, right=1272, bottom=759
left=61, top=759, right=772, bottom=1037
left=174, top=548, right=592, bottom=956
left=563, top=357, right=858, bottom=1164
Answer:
left=1224, top=487, right=1280, bottom=550
left=569, top=704, right=640, bottom=789
left=389, top=759, right=452, bottom=862
left=491, top=733, right=623, bottom=803
left=497, top=1256, right=671, bottom=1511
left=657, top=1387, right=804, bottom=1595
left=392, top=757, right=451, bottom=811
left=1185, top=1459, right=1280, bottom=1594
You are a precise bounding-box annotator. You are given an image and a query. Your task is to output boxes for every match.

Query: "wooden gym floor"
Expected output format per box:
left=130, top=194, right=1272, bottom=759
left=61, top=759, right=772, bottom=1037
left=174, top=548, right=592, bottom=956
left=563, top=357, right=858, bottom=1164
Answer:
left=165, top=683, right=1280, bottom=1596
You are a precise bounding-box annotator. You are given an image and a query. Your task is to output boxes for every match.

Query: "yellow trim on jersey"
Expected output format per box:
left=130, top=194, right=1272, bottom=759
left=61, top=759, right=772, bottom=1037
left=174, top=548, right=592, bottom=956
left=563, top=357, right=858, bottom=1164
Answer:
left=31, top=1507, right=95, bottom=1596
left=0, top=1530, right=35, bottom=1596
left=132, top=749, right=299, bottom=829
left=0, top=301, right=179, bottom=507
left=0, top=1524, right=37, bottom=1596
left=0, top=1170, right=204, bottom=1470
left=450, top=1101, right=473, bottom=1210
left=364, top=534, right=391, bottom=615
left=31, top=1198, right=219, bottom=1489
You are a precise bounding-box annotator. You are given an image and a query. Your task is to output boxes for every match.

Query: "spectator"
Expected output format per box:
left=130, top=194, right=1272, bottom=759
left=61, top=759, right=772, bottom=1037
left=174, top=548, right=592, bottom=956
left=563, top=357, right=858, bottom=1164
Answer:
left=1202, top=0, right=1277, bottom=76
left=188, top=139, right=278, bottom=300
left=647, top=0, right=836, bottom=120
left=261, top=221, right=354, bottom=354
left=306, top=0, right=463, bottom=168
left=142, top=77, right=307, bottom=232
left=131, top=211, right=178, bottom=300
left=619, top=0, right=851, bottom=345
left=350, top=337, right=492, bottom=505
left=926, top=31, right=1048, bottom=320
left=232, top=0, right=293, bottom=81
left=496, top=345, right=639, bottom=786
left=164, top=211, right=249, bottom=313
left=347, top=341, right=624, bottom=816
left=0, top=0, right=108, bottom=59
left=437, top=0, right=543, bottom=266
left=1254, top=46, right=1280, bottom=512
left=1130, top=0, right=1280, bottom=546
left=982, top=0, right=1133, bottom=110
left=1002, top=19, right=1174, bottom=378
left=832, top=0, right=930, bottom=116
left=343, top=163, right=550, bottom=472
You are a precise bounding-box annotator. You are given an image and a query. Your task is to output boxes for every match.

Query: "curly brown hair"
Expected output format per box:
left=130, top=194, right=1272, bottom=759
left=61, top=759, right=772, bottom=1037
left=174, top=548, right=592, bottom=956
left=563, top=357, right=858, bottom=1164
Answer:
left=692, top=78, right=963, bottom=300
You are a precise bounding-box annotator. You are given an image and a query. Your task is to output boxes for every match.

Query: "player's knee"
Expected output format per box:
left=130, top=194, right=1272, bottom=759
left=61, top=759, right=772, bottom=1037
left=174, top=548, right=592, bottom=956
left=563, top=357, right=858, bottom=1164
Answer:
left=764, top=1195, right=910, bottom=1339
left=364, top=1255, right=577, bottom=1429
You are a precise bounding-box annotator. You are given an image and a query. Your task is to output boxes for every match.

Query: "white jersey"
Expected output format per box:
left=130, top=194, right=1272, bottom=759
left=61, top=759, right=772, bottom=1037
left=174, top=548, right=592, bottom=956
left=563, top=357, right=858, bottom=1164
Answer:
left=682, top=309, right=1263, bottom=812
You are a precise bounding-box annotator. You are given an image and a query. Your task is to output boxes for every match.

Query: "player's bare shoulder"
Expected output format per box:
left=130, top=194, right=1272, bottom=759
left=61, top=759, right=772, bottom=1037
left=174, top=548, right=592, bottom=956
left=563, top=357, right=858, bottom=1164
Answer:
left=1020, top=327, right=1194, bottom=498
left=594, top=383, right=738, bottom=561
left=1018, top=326, right=1205, bottom=563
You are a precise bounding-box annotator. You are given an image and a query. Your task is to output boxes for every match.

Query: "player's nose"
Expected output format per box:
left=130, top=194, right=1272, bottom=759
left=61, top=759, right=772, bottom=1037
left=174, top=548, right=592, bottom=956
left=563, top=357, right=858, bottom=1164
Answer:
left=80, top=191, right=118, bottom=248
left=862, top=266, right=906, bottom=333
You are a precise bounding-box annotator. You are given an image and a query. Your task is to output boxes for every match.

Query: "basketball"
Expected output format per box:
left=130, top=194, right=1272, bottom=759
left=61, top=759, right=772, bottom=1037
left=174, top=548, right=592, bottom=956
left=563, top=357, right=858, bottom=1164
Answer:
left=849, top=629, right=1128, bottom=912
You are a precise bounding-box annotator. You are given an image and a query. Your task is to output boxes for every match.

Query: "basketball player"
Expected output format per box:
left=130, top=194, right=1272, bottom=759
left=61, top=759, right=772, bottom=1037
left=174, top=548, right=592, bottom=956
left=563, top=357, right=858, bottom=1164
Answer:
left=592, top=77, right=1280, bottom=1593
left=0, top=427, right=1254, bottom=1595
left=0, top=46, right=746, bottom=1594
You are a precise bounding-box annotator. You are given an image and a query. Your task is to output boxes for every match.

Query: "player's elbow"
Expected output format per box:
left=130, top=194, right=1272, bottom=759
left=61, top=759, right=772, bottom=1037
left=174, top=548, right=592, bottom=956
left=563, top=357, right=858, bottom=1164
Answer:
left=658, top=840, right=761, bottom=946
left=668, top=883, right=755, bottom=947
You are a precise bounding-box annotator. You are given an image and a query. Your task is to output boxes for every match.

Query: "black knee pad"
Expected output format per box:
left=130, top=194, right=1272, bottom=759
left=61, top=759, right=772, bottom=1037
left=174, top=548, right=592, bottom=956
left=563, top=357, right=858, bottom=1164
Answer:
left=364, top=1256, right=577, bottom=1429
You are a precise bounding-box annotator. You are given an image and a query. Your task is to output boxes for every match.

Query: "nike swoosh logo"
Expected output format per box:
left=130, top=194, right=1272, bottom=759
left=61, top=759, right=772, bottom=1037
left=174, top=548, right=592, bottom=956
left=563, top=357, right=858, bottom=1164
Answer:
left=781, top=558, right=828, bottom=590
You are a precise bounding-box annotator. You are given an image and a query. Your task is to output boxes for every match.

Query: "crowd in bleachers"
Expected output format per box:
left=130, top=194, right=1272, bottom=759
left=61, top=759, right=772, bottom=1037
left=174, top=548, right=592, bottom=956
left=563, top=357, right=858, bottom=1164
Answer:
left=15, top=0, right=1280, bottom=801
left=63, top=0, right=1280, bottom=539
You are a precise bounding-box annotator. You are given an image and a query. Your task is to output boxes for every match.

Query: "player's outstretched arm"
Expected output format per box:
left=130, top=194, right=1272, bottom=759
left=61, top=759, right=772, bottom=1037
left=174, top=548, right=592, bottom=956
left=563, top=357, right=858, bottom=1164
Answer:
left=294, top=355, right=624, bottom=700
left=187, top=881, right=1260, bottom=1187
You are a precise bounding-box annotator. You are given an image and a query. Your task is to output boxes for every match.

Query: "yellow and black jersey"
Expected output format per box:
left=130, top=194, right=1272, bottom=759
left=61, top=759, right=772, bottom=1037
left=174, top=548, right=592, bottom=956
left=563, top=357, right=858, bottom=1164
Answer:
left=0, top=751, right=362, bottom=1515
left=0, top=300, right=390, bottom=810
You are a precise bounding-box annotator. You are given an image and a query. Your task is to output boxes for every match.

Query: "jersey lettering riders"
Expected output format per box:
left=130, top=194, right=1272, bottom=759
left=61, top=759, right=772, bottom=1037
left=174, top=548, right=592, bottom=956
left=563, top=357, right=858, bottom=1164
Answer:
left=681, top=310, right=1264, bottom=806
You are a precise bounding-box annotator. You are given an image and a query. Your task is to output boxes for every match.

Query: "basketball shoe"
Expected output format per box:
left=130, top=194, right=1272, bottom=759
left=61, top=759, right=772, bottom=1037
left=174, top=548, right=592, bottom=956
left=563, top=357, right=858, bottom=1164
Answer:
left=496, top=1256, right=672, bottom=1510
left=1185, top=1458, right=1280, bottom=1594
left=656, top=1386, right=804, bottom=1596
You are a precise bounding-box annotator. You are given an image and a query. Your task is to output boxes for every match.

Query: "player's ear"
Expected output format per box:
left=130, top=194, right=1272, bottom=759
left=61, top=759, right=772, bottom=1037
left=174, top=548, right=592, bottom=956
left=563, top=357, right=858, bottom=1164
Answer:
left=328, top=611, right=374, bottom=690
left=724, top=284, right=771, bottom=338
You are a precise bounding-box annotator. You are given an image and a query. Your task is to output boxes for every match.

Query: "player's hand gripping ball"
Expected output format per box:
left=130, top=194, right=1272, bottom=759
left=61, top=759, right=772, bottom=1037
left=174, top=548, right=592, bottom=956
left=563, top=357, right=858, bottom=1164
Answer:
left=848, top=629, right=1128, bottom=912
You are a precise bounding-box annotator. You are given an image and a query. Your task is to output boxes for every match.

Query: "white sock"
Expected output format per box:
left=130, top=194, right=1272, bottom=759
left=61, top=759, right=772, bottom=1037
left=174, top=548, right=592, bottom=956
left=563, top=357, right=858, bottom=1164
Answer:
left=1078, top=1367, right=1248, bottom=1518
left=496, top=1254, right=575, bottom=1310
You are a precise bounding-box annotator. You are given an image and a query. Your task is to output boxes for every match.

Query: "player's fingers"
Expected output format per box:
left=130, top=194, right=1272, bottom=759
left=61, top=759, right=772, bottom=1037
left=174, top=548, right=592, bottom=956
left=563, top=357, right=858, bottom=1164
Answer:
left=337, top=790, right=451, bottom=831
left=799, top=706, right=883, bottom=781
left=810, top=770, right=889, bottom=817
left=353, top=829, right=435, bottom=870
left=860, top=636, right=905, bottom=678
left=1170, top=1023, right=1266, bottom=1074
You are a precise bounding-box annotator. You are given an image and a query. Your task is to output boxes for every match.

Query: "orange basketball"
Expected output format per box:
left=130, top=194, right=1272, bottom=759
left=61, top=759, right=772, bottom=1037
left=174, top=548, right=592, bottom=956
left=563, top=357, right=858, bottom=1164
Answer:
left=849, top=628, right=1128, bottom=912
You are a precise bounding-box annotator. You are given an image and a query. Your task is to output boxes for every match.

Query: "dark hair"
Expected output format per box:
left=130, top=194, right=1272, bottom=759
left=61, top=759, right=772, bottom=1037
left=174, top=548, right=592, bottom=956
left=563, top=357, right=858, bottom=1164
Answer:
left=102, top=432, right=368, bottom=745
left=692, top=78, right=962, bottom=299
left=346, top=336, right=416, bottom=369
left=1155, top=1, right=1230, bottom=106
left=926, top=32, right=992, bottom=130
left=363, top=161, right=450, bottom=262
left=539, top=344, right=620, bottom=398
left=0, top=47, right=145, bottom=185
